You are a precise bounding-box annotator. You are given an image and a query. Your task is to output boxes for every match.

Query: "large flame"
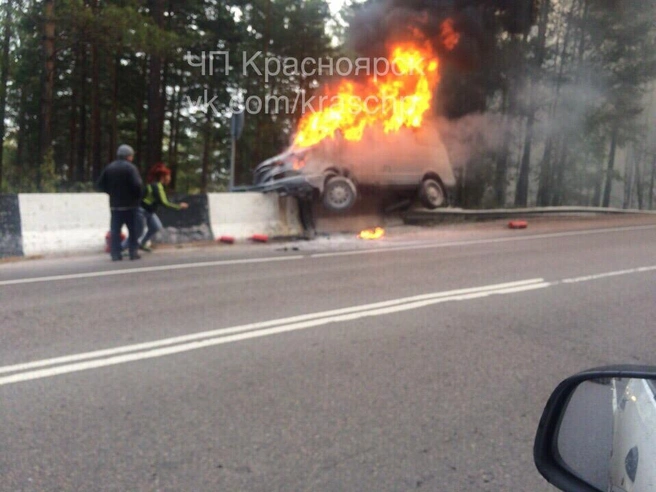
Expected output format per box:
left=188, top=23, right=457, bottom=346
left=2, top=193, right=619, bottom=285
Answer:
left=293, top=42, right=440, bottom=149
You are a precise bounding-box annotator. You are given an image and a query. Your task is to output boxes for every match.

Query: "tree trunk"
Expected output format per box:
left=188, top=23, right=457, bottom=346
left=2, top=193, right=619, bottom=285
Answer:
left=168, top=83, right=182, bottom=191
left=514, top=0, right=550, bottom=207
left=39, top=0, right=56, bottom=190
left=623, top=147, right=634, bottom=209
left=145, top=0, right=165, bottom=168
left=602, top=125, right=618, bottom=208
left=172, top=109, right=181, bottom=191
left=252, top=0, right=272, bottom=166
left=537, top=137, right=553, bottom=206
left=537, top=0, right=580, bottom=206
left=551, top=139, right=568, bottom=206
left=90, top=31, right=102, bottom=181
left=494, top=88, right=510, bottom=207
left=109, top=54, right=120, bottom=163
left=76, top=45, right=88, bottom=183
left=649, top=154, right=656, bottom=210
left=135, top=56, right=147, bottom=171
left=635, top=158, right=644, bottom=210
left=592, top=159, right=604, bottom=206
left=0, top=0, right=12, bottom=190
left=146, top=56, right=163, bottom=167
left=200, top=112, right=212, bottom=193
left=68, top=44, right=78, bottom=183
left=15, top=88, right=27, bottom=186
left=159, top=60, right=168, bottom=157
left=515, top=113, right=534, bottom=207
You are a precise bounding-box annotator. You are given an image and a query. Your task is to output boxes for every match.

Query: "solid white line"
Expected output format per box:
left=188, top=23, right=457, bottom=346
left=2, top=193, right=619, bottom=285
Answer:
left=310, top=225, right=656, bottom=259
left=1, top=224, right=655, bottom=287
left=0, top=255, right=304, bottom=287
left=0, top=278, right=544, bottom=375
left=0, top=282, right=550, bottom=386
left=561, top=265, right=656, bottom=284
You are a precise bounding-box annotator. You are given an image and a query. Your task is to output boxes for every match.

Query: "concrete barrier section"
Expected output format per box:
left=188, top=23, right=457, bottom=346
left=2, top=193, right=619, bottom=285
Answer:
left=18, top=193, right=109, bottom=256
left=7, top=192, right=302, bottom=257
left=156, top=194, right=213, bottom=244
left=208, top=193, right=302, bottom=239
left=0, top=194, right=24, bottom=258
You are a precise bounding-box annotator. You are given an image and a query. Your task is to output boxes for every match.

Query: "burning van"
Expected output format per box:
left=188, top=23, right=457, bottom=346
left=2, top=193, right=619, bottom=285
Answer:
left=252, top=121, right=456, bottom=212
left=252, top=35, right=459, bottom=211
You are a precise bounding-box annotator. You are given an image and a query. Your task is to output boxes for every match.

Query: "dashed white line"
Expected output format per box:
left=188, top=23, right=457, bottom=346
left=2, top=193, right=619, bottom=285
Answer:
left=561, top=265, right=656, bottom=284
left=309, top=225, right=656, bottom=258
left=0, top=255, right=304, bottom=287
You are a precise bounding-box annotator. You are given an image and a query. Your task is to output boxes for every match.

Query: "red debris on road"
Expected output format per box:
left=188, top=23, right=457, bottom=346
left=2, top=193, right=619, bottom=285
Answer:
left=250, top=234, right=269, bottom=243
left=508, top=220, right=528, bottom=229
left=218, top=236, right=235, bottom=244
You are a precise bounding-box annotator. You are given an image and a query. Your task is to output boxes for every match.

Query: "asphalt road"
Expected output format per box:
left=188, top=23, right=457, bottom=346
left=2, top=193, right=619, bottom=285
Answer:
left=1, top=216, right=656, bottom=491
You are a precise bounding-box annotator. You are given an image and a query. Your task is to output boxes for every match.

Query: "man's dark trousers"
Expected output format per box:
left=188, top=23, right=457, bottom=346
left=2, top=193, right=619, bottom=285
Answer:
left=110, top=208, right=139, bottom=260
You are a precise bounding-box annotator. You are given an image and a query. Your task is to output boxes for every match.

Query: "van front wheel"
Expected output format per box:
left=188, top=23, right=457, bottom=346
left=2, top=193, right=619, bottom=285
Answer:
left=323, top=176, right=357, bottom=212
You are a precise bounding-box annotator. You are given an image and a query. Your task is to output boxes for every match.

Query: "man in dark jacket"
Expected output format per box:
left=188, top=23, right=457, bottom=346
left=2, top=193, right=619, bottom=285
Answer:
left=96, top=145, right=143, bottom=261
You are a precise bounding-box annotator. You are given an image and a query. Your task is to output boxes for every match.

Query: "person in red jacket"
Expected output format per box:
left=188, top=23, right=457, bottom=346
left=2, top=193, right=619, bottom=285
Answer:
left=122, top=163, right=188, bottom=252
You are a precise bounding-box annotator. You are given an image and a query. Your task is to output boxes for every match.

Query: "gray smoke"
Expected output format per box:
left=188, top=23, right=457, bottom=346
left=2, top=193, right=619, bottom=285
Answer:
left=347, top=0, right=491, bottom=72
left=343, top=0, right=512, bottom=166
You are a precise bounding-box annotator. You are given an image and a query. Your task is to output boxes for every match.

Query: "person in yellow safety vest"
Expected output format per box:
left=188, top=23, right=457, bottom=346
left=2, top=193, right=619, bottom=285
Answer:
left=122, top=163, right=189, bottom=252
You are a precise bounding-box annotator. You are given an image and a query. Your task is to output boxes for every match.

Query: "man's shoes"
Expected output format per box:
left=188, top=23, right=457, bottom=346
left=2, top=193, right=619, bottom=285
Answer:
left=130, top=254, right=141, bottom=261
left=139, top=245, right=152, bottom=253
left=111, top=256, right=123, bottom=262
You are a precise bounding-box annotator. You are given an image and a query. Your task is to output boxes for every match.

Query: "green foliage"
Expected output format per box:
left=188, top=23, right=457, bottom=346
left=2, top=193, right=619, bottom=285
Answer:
left=39, top=148, right=58, bottom=192
left=1, top=0, right=655, bottom=210
left=1, top=0, right=336, bottom=193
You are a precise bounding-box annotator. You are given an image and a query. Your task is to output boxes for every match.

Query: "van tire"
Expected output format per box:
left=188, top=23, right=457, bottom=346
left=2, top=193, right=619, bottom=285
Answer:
left=419, top=178, right=446, bottom=209
left=323, top=176, right=357, bottom=212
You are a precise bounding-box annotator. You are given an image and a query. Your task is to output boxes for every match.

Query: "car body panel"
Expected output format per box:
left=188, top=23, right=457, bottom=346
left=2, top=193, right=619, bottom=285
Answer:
left=610, top=378, right=656, bottom=491
left=251, top=121, right=455, bottom=203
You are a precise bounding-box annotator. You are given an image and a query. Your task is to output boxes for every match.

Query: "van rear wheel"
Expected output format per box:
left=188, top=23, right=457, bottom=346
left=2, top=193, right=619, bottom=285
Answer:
left=419, top=178, right=446, bottom=209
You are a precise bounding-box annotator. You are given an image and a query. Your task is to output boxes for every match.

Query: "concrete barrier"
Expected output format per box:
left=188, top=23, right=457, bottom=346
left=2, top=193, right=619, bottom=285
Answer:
left=10, top=192, right=302, bottom=257
left=0, top=194, right=24, bottom=258
left=156, top=194, right=213, bottom=244
left=18, top=193, right=110, bottom=256
left=208, top=193, right=302, bottom=239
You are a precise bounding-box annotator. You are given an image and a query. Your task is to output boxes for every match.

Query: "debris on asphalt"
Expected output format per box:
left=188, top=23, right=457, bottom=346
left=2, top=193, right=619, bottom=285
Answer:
left=250, top=234, right=269, bottom=243
left=508, top=220, right=528, bottom=229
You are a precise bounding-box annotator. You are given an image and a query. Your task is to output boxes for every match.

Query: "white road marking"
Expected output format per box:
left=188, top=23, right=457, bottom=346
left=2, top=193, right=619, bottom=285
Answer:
left=0, top=255, right=304, bottom=287
left=561, top=265, right=656, bottom=284
left=2, top=260, right=656, bottom=387
left=0, top=281, right=550, bottom=386
left=0, top=279, right=543, bottom=375
left=310, top=225, right=656, bottom=258
left=1, top=224, right=655, bottom=287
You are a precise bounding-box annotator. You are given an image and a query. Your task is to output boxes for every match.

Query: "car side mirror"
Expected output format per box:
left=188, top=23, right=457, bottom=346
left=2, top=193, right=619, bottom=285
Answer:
left=534, top=366, right=656, bottom=492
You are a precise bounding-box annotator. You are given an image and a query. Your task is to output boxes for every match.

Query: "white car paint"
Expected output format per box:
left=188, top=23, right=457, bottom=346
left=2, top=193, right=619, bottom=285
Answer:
left=610, top=378, right=656, bottom=491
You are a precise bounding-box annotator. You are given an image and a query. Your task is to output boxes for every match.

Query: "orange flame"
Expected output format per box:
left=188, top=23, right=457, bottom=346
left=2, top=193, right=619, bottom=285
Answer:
left=293, top=42, right=441, bottom=149
left=440, top=19, right=460, bottom=51
left=358, top=227, right=385, bottom=240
